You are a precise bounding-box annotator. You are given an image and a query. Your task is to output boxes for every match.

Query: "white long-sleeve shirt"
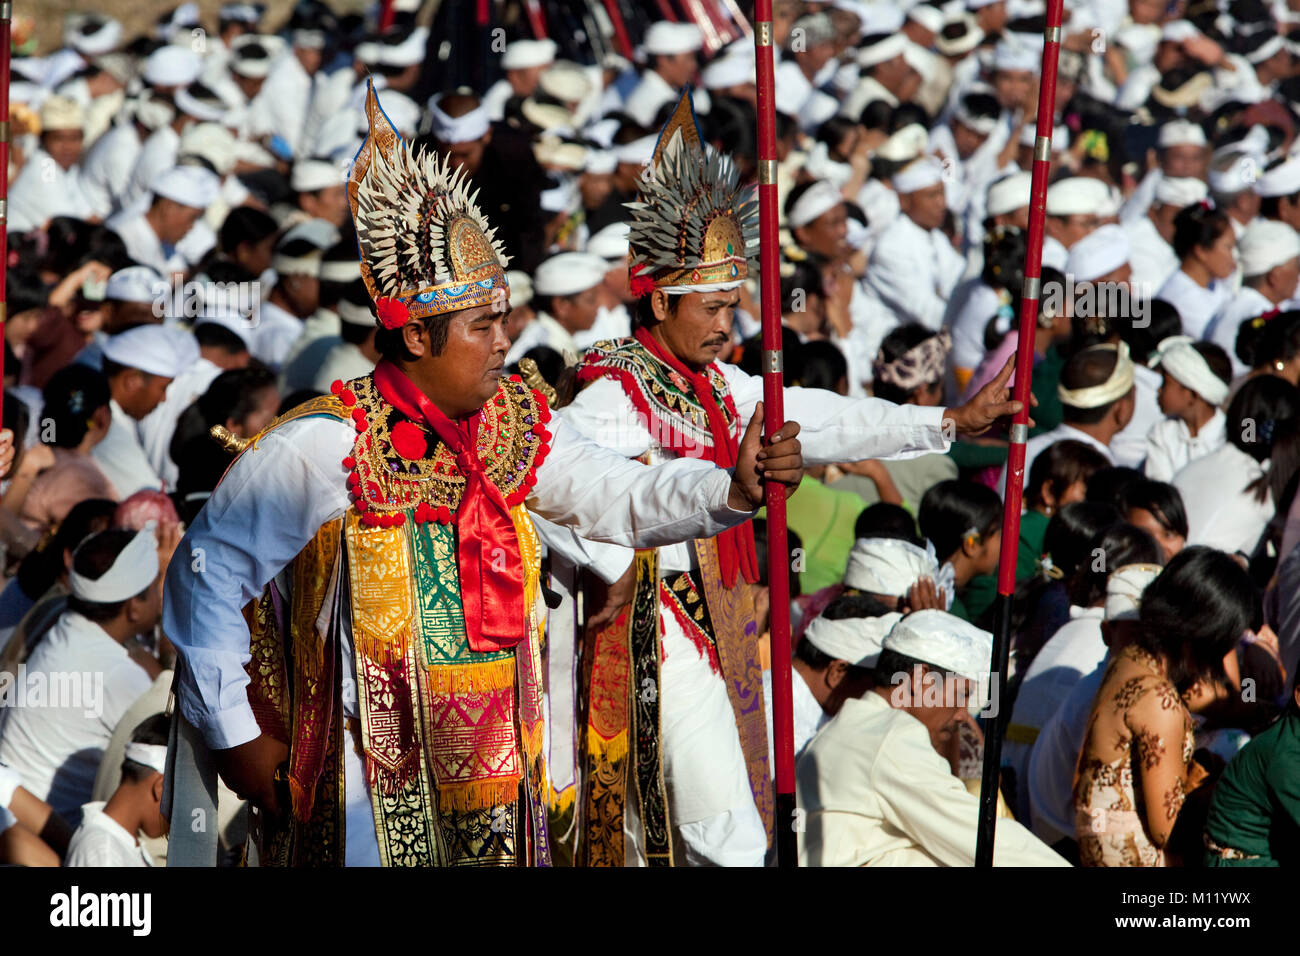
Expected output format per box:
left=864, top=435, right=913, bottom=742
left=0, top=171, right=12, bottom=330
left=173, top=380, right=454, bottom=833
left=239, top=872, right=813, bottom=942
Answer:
left=1173, top=440, right=1273, bottom=557
left=866, top=213, right=965, bottom=331
left=559, top=360, right=950, bottom=573
left=796, top=692, right=1070, bottom=866
left=1144, top=409, right=1227, bottom=483
left=163, top=411, right=753, bottom=750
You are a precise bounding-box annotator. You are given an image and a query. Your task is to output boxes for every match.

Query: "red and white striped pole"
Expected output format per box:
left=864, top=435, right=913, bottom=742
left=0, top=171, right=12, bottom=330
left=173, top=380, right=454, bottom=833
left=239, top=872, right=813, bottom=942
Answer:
left=975, top=0, right=1065, bottom=867
left=753, top=0, right=796, bottom=868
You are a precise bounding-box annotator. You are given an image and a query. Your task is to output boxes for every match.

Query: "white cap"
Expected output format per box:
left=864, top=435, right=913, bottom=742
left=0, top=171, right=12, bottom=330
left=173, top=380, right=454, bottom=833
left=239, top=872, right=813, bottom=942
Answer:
left=427, top=92, right=490, bottom=145
left=105, top=266, right=164, bottom=304
left=281, top=217, right=340, bottom=250
left=804, top=611, right=903, bottom=667
left=857, top=4, right=906, bottom=34
left=993, top=38, right=1040, bottom=72
left=876, top=123, right=929, bottom=162
left=587, top=221, right=630, bottom=263
left=857, top=33, right=909, bottom=69
left=583, top=148, right=617, bottom=174
left=194, top=301, right=254, bottom=346
left=142, top=46, right=202, bottom=87
left=521, top=98, right=575, bottom=132
left=643, top=22, right=703, bottom=56
left=68, top=15, right=123, bottom=56
left=379, top=26, right=429, bottom=68
left=1046, top=176, right=1110, bottom=216
left=535, top=252, right=606, bottom=296
left=909, top=4, right=946, bottom=33
left=844, top=537, right=940, bottom=596
left=702, top=52, right=754, bottom=90
left=292, top=158, right=342, bottom=193
left=986, top=170, right=1032, bottom=216
left=1209, top=149, right=1262, bottom=194
left=502, top=38, right=558, bottom=70
left=1239, top=219, right=1300, bottom=277
left=881, top=610, right=993, bottom=682
left=506, top=270, right=534, bottom=308
left=1067, top=224, right=1130, bottom=280
left=539, top=61, right=593, bottom=103
left=1158, top=119, right=1207, bottom=149
left=892, top=156, right=946, bottom=194
left=123, top=742, right=168, bottom=775
left=533, top=135, right=588, bottom=170
left=1155, top=176, right=1209, bottom=206
left=149, top=165, right=220, bottom=208
left=540, top=176, right=578, bottom=213
left=613, top=133, right=657, bottom=166
left=68, top=526, right=160, bottom=603
left=1257, top=157, right=1300, bottom=198
left=39, top=95, right=83, bottom=131
left=788, top=180, right=844, bottom=228
left=936, top=14, right=984, bottom=56
left=175, top=86, right=225, bottom=122
left=179, top=122, right=237, bottom=176
left=1104, top=563, right=1162, bottom=622
left=101, top=325, right=188, bottom=377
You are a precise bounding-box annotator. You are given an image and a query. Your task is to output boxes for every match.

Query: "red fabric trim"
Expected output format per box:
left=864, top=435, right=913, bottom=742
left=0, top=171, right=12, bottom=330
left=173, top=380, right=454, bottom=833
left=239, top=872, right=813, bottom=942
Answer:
left=659, top=580, right=721, bottom=676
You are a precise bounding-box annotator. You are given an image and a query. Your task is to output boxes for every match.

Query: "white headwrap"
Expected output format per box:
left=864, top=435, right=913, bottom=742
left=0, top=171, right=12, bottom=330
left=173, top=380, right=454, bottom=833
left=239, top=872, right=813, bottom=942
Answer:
left=882, top=610, right=993, bottom=682
left=1066, top=224, right=1130, bottom=281
left=69, top=526, right=159, bottom=604
left=427, top=93, right=490, bottom=144
left=123, top=743, right=168, bottom=774
left=1058, top=342, right=1135, bottom=408
left=1151, top=335, right=1229, bottom=406
left=787, top=180, right=843, bottom=228
left=844, top=537, right=940, bottom=596
left=1155, top=176, right=1209, bottom=207
left=1238, top=218, right=1300, bottom=276
left=1104, top=563, right=1162, bottom=622
left=892, top=157, right=946, bottom=194
left=804, top=612, right=903, bottom=667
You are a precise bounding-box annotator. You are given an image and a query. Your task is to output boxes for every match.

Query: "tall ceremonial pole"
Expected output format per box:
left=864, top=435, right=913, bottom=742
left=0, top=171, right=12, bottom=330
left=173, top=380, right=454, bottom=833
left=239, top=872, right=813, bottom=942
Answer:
left=753, top=0, right=796, bottom=868
left=975, top=0, right=1065, bottom=868
left=0, top=2, right=10, bottom=393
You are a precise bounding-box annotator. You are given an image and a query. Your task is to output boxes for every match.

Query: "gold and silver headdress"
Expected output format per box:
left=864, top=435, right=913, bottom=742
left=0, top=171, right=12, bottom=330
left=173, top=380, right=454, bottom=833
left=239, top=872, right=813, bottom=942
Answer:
left=625, top=89, right=758, bottom=296
left=349, top=81, right=510, bottom=329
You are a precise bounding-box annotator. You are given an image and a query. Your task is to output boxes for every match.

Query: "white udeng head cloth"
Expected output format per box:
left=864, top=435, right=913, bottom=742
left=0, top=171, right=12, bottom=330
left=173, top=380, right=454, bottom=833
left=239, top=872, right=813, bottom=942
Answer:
left=1058, top=342, right=1135, bottom=408
left=1104, top=563, right=1163, bottom=622
left=68, top=526, right=159, bottom=603
left=1151, top=335, right=1230, bottom=406
left=124, top=742, right=168, bottom=774
left=803, top=611, right=903, bottom=667
left=427, top=94, right=490, bottom=144
left=787, top=180, right=843, bottom=228
left=881, top=609, right=993, bottom=682
left=843, top=537, right=940, bottom=596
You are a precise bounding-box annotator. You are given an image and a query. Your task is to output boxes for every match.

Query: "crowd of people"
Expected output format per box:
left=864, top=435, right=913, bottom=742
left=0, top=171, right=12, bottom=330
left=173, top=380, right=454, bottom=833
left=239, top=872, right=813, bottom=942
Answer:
left=0, top=0, right=1298, bottom=868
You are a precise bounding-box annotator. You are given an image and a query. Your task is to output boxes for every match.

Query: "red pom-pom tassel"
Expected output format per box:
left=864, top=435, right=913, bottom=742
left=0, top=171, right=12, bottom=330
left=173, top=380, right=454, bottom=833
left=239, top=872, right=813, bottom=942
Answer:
left=375, top=296, right=410, bottom=330
left=330, top=380, right=343, bottom=395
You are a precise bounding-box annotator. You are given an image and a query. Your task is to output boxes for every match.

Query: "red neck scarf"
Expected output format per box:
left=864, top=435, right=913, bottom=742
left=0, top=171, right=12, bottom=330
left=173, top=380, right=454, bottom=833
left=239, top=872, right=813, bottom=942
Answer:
left=372, top=360, right=526, bottom=653
left=633, top=327, right=757, bottom=587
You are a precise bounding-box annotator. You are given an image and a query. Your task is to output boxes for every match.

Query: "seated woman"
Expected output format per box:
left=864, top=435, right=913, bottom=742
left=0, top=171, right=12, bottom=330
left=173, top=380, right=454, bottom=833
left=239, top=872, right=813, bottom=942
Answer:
left=1173, top=374, right=1300, bottom=560
left=1074, top=547, right=1258, bottom=866
left=1121, top=479, right=1188, bottom=562
left=918, top=479, right=1002, bottom=621
left=1016, top=439, right=1109, bottom=584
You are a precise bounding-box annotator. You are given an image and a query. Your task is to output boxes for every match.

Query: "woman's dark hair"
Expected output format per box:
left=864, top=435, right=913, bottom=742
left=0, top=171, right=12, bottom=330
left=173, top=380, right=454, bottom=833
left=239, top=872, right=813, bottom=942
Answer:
left=218, top=206, right=278, bottom=254
left=981, top=226, right=1027, bottom=291
left=872, top=323, right=942, bottom=404
left=798, top=340, right=848, bottom=392
left=853, top=502, right=922, bottom=545
left=918, top=480, right=1002, bottom=562
left=1241, top=309, right=1300, bottom=371
left=40, top=364, right=111, bottom=449
left=1044, top=501, right=1122, bottom=578
left=814, top=115, right=861, bottom=156
left=1084, top=465, right=1145, bottom=509
left=1025, top=439, right=1109, bottom=510
left=1226, top=373, right=1300, bottom=463
left=1120, top=479, right=1189, bottom=538
left=1067, top=522, right=1162, bottom=608
left=1119, top=299, right=1183, bottom=365
left=1136, top=546, right=1259, bottom=693
left=889, top=102, right=929, bottom=132
left=7, top=268, right=49, bottom=317
left=169, top=363, right=278, bottom=470
left=15, top=497, right=117, bottom=602
left=857, top=98, right=893, bottom=131
left=1171, top=202, right=1231, bottom=261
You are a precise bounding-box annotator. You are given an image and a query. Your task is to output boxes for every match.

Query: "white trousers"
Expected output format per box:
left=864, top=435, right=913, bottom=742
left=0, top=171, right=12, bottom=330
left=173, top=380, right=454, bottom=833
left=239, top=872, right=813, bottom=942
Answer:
left=624, top=593, right=766, bottom=866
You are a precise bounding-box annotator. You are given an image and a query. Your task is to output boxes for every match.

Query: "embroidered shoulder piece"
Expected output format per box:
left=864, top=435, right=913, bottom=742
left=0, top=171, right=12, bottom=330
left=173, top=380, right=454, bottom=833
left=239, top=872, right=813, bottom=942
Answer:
left=576, top=337, right=738, bottom=453
left=333, top=373, right=552, bottom=527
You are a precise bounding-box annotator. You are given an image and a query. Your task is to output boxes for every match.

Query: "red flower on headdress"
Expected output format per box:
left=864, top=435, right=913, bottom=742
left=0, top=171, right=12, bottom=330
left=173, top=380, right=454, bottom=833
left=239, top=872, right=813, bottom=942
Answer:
left=390, top=420, right=427, bottom=460
left=629, top=263, right=656, bottom=298
left=375, top=296, right=410, bottom=330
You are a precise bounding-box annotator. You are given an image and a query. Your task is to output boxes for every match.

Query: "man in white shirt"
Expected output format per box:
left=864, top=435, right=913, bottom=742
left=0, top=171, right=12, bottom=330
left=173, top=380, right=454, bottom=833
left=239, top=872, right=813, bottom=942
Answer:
left=1206, top=218, right=1300, bottom=376
left=867, top=157, right=965, bottom=331
left=250, top=14, right=330, bottom=155
left=108, top=165, right=220, bottom=280
left=481, top=38, right=557, bottom=121
left=505, top=252, right=605, bottom=367
left=1041, top=177, right=1110, bottom=271
left=1123, top=177, right=1207, bottom=293
left=1120, top=119, right=1210, bottom=225
left=1000, top=343, right=1134, bottom=496
left=8, top=95, right=96, bottom=232
left=797, top=610, right=1069, bottom=866
left=66, top=714, right=169, bottom=867
left=94, top=325, right=191, bottom=496
left=251, top=226, right=328, bottom=370
left=1144, top=336, right=1232, bottom=482
left=0, top=528, right=160, bottom=824
left=623, top=22, right=704, bottom=128
left=312, top=285, right=380, bottom=393
left=575, top=221, right=635, bottom=351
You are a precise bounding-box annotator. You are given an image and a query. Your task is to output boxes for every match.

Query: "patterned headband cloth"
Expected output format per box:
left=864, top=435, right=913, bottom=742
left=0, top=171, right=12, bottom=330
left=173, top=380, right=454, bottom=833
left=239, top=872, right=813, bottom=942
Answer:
left=873, top=330, right=952, bottom=393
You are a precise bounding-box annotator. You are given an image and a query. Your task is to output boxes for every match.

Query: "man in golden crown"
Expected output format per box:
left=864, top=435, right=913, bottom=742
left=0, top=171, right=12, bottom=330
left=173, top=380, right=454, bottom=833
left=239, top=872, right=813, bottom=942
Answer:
left=563, top=91, right=1024, bottom=866
left=159, top=84, right=805, bottom=867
